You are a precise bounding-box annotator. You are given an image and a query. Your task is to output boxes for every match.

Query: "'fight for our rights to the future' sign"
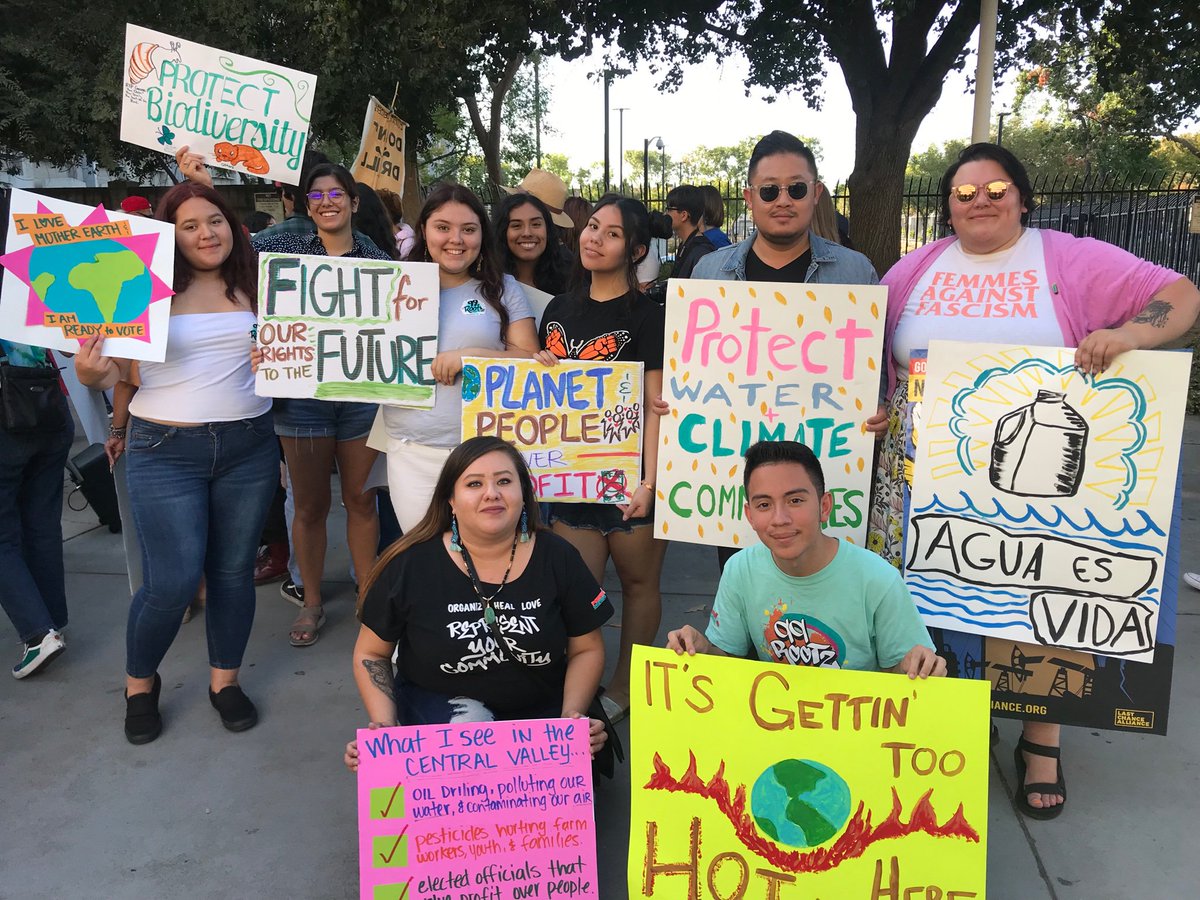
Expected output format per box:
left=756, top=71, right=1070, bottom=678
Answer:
left=254, top=254, right=440, bottom=407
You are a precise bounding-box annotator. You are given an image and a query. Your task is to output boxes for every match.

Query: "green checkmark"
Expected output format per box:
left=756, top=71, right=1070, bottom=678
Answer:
left=370, top=784, right=405, bottom=819
left=373, top=881, right=412, bottom=900
left=373, top=832, right=408, bottom=868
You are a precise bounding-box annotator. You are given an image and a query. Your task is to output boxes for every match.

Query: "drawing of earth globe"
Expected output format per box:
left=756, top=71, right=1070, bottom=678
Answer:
left=28, top=240, right=151, bottom=324
left=750, top=758, right=852, bottom=847
left=461, top=363, right=482, bottom=401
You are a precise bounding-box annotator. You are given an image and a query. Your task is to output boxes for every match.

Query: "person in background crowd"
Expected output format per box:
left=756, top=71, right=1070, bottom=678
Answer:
left=501, top=169, right=576, bottom=234
left=700, top=185, right=731, bottom=248
left=354, top=183, right=402, bottom=261
left=811, top=184, right=844, bottom=246
left=381, top=184, right=538, bottom=532
left=0, top=339, right=73, bottom=678
left=120, top=195, right=154, bottom=218
left=492, top=192, right=573, bottom=296
left=377, top=188, right=416, bottom=259
left=343, top=437, right=610, bottom=771
left=244, top=211, right=276, bottom=234
left=535, top=194, right=667, bottom=723
left=865, top=141, right=1200, bottom=819
left=74, top=183, right=277, bottom=743
left=562, top=196, right=591, bottom=257
left=663, top=184, right=715, bottom=279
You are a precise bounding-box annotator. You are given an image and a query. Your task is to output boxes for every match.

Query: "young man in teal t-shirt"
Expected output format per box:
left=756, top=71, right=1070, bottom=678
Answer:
left=668, top=441, right=944, bottom=678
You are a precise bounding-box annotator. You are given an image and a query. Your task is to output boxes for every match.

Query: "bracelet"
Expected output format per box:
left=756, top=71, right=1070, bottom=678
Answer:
left=109, top=425, right=127, bottom=438
left=639, top=481, right=654, bottom=492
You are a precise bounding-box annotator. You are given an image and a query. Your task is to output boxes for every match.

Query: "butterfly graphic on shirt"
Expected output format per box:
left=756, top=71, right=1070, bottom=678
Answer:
left=543, top=321, right=632, bottom=361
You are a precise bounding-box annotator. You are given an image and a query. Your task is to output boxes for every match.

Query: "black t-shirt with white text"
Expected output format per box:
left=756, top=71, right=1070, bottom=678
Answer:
left=360, top=532, right=611, bottom=715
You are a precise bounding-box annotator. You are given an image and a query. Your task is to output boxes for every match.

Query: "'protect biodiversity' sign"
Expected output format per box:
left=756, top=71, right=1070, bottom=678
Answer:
left=121, top=24, right=316, bottom=185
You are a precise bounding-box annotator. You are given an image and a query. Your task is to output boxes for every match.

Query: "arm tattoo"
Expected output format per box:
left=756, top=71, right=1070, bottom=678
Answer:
left=1131, top=300, right=1173, bottom=328
left=361, top=658, right=396, bottom=699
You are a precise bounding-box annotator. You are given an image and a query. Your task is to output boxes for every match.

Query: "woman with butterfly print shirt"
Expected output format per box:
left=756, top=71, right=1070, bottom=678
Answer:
left=535, top=194, right=667, bottom=723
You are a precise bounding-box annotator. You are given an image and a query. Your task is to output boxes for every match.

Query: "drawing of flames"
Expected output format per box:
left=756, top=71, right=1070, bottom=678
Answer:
left=646, top=752, right=978, bottom=873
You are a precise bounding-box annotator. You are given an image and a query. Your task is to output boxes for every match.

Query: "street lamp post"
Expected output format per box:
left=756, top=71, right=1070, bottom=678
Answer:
left=643, top=136, right=663, bottom=200
left=614, top=108, right=629, bottom=191
left=996, top=110, right=1010, bottom=146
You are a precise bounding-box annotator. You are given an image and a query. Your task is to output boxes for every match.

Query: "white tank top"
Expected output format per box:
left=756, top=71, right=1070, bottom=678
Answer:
left=130, top=311, right=271, bottom=423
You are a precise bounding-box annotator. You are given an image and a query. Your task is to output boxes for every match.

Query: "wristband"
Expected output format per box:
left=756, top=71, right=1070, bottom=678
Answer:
left=109, top=425, right=127, bottom=438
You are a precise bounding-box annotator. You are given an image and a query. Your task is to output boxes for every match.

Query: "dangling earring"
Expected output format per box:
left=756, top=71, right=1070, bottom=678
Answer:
left=450, top=513, right=462, bottom=552
left=519, top=507, right=530, bottom=543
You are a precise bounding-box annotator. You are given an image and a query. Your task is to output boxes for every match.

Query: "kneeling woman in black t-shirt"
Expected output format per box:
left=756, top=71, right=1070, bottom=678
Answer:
left=534, top=195, right=667, bottom=725
left=346, top=437, right=611, bottom=762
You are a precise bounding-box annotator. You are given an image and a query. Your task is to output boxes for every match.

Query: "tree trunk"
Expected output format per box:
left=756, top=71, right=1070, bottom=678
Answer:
left=847, top=138, right=915, bottom=276
left=401, top=137, right=423, bottom=225
left=821, top=0, right=982, bottom=274
left=461, top=53, right=525, bottom=193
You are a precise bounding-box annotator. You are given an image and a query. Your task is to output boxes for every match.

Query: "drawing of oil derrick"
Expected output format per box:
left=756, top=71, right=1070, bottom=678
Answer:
left=990, top=645, right=1045, bottom=693
left=990, top=390, right=1088, bottom=497
left=1048, top=657, right=1096, bottom=699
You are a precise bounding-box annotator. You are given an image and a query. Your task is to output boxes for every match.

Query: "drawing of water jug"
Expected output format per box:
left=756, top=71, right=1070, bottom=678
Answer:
left=989, top=390, right=1088, bottom=497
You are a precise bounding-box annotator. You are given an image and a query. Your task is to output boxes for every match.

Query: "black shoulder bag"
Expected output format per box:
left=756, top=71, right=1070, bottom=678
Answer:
left=0, top=354, right=67, bottom=433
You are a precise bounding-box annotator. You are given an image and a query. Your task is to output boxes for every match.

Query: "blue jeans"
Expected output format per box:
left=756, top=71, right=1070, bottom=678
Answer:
left=124, top=413, right=277, bottom=676
left=0, top=404, right=74, bottom=643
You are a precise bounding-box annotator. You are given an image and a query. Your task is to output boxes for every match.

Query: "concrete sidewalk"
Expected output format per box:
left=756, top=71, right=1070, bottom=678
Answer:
left=1, top=423, right=1199, bottom=899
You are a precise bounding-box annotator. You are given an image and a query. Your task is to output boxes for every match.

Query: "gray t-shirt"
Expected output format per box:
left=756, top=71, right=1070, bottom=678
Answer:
left=382, top=274, right=533, bottom=447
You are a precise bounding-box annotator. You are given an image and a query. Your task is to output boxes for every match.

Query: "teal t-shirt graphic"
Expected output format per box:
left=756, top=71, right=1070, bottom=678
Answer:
left=705, top=540, right=933, bottom=671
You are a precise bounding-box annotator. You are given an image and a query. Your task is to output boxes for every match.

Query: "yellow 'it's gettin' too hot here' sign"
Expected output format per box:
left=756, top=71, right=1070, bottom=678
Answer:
left=628, top=646, right=989, bottom=899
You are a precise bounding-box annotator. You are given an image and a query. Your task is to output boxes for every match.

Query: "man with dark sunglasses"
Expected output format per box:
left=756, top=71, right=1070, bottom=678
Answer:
left=693, top=130, right=877, bottom=286
left=692, top=130, right=878, bottom=571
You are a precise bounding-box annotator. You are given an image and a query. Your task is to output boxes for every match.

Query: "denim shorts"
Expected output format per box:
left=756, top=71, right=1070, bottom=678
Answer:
left=273, top=398, right=377, bottom=441
left=548, top=501, right=653, bottom=536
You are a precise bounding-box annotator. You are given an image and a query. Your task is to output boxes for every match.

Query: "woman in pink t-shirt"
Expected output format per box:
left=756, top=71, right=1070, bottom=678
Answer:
left=865, top=143, right=1199, bottom=821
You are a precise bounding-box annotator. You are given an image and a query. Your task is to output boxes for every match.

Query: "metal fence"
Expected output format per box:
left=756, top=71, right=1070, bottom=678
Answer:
left=577, top=172, right=1200, bottom=280
left=836, top=171, right=1200, bottom=280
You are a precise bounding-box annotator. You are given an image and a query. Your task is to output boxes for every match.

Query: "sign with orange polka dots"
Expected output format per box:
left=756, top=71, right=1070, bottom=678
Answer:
left=654, top=278, right=886, bottom=548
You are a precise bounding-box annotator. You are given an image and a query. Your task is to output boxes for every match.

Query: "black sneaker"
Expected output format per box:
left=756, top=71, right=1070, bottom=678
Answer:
left=209, top=684, right=258, bottom=732
left=125, top=673, right=163, bottom=744
left=280, top=578, right=304, bottom=607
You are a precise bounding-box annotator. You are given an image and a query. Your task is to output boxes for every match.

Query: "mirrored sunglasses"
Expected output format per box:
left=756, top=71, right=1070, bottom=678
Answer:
left=950, top=180, right=1012, bottom=203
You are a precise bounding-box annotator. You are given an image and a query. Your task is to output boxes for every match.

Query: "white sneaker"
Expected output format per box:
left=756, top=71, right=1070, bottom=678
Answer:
left=1183, top=572, right=1200, bottom=591
left=12, top=629, right=66, bottom=679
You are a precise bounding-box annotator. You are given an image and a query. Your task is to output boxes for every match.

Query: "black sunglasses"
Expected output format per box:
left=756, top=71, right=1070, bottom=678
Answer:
left=749, top=181, right=811, bottom=202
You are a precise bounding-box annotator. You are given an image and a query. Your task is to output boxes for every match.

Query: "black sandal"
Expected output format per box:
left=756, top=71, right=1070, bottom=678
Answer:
left=1013, top=736, right=1066, bottom=820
